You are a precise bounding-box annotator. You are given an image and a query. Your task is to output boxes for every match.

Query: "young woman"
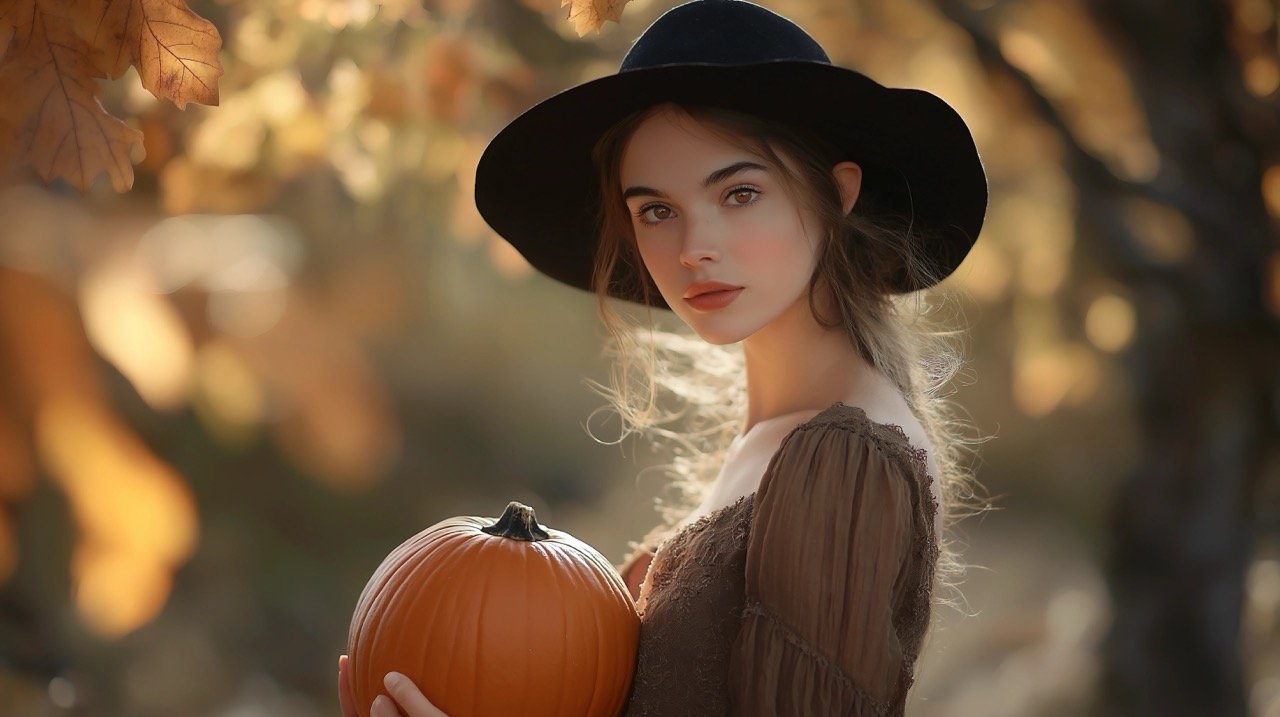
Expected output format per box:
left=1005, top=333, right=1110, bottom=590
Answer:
left=339, top=0, right=988, bottom=714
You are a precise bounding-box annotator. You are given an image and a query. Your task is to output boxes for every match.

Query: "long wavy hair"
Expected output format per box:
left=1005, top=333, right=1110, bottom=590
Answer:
left=582, top=102, right=994, bottom=614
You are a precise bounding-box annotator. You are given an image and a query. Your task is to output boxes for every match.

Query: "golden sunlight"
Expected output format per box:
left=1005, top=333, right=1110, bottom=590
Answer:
left=35, top=396, right=198, bottom=638
left=1085, top=293, right=1137, bottom=353
left=1244, top=56, right=1280, bottom=97
left=996, top=0, right=1161, bottom=183
left=73, top=548, right=174, bottom=639
left=193, top=341, right=267, bottom=447
left=0, top=406, right=35, bottom=500
left=79, top=254, right=195, bottom=411
left=1266, top=251, right=1280, bottom=319
left=1262, top=164, right=1280, bottom=221
left=0, top=508, right=15, bottom=584
left=1232, top=0, right=1275, bottom=35
left=951, top=240, right=1012, bottom=302
left=487, top=235, right=534, bottom=279
left=1012, top=340, right=1098, bottom=415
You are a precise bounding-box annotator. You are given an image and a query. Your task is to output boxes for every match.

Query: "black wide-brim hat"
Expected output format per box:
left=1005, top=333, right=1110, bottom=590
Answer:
left=475, top=0, right=987, bottom=310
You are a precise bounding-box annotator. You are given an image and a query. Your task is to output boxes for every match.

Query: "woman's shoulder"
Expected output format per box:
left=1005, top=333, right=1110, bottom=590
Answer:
left=624, top=400, right=937, bottom=571
left=775, top=401, right=941, bottom=539
left=783, top=402, right=930, bottom=472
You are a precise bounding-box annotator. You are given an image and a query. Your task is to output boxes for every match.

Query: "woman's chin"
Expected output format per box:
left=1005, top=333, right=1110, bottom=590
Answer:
left=682, top=321, right=751, bottom=346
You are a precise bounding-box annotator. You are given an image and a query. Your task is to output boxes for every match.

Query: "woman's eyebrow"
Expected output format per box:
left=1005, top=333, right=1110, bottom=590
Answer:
left=622, top=160, right=768, bottom=201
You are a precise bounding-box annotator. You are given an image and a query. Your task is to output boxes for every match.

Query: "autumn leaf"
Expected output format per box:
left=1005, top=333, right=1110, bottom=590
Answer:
left=560, top=0, right=632, bottom=36
left=0, top=19, right=13, bottom=59
left=0, top=0, right=220, bottom=192
left=0, top=0, right=35, bottom=51
left=71, top=0, right=223, bottom=109
left=0, top=0, right=144, bottom=192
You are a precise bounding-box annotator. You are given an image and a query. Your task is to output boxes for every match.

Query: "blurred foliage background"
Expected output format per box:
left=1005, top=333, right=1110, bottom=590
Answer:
left=0, top=0, right=1278, bottom=714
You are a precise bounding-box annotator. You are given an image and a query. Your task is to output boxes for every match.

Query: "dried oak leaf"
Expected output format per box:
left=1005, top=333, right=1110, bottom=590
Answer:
left=0, top=18, right=12, bottom=58
left=71, top=0, right=223, bottom=109
left=0, top=0, right=144, bottom=192
left=560, top=0, right=632, bottom=36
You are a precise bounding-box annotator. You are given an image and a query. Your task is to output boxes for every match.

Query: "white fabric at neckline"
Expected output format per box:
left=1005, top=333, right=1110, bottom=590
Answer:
left=732, top=407, right=826, bottom=447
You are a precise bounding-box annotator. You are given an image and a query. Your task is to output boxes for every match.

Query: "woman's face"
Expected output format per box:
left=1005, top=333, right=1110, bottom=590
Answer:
left=618, top=105, right=846, bottom=345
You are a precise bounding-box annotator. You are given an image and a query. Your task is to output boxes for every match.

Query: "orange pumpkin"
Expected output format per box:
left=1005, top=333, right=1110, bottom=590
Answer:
left=346, top=500, right=640, bottom=717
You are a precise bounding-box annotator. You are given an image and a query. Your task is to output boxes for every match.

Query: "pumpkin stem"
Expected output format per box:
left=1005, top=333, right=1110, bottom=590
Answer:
left=481, top=501, right=551, bottom=541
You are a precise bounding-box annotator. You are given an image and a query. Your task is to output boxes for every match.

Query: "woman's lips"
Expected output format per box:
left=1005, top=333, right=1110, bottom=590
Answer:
left=685, top=287, right=744, bottom=311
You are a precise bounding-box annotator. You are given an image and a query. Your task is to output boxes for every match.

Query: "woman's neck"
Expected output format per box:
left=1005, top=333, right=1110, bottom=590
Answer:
left=739, top=290, right=886, bottom=435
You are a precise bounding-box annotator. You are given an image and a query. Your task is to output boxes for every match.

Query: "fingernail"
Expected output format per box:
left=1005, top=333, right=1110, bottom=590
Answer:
left=384, top=672, right=402, bottom=689
left=372, top=695, right=389, bottom=710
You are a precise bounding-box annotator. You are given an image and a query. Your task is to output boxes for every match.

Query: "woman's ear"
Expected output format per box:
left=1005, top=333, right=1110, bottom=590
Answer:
left=832, top=161, right=863, bottom=216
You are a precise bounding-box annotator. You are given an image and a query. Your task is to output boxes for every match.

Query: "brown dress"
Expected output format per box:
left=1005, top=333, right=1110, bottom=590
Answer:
left=614, top=402, right=940, bottom=716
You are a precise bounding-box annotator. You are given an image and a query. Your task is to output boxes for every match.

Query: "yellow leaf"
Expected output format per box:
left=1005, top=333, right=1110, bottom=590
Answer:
left=72, top=0, right=223, bottom=109
left=0, top=0, right=144, bottom=192
left=560, top=0, right=632, bottom=36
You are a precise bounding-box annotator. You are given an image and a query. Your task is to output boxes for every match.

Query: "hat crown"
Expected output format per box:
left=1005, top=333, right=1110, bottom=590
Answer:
left=619, top=0, right=830, bottom=72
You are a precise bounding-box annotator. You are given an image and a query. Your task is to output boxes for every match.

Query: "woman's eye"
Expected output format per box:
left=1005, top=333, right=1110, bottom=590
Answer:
left=634, top=188, right=759, bottom=225
left=636, top=205, right=671, bottom=224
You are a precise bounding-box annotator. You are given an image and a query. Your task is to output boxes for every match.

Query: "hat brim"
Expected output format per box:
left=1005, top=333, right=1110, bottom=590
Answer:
left=475, top=60, right=987, bottom=309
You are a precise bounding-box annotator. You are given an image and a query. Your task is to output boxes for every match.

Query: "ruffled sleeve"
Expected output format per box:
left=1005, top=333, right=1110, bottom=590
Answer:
left=616, top=543, right=655, bottom=603
left=727, top=418, right=926, bottom=716
left=615, top=522, right=672, bottom=603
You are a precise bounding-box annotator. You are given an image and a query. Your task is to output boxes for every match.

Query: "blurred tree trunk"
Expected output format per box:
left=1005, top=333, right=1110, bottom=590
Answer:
left=932, top=0, right=1280, bottom=715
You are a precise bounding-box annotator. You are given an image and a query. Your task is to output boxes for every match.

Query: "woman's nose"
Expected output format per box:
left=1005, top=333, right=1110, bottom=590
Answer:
left=679, top=222, right=723, bottom=267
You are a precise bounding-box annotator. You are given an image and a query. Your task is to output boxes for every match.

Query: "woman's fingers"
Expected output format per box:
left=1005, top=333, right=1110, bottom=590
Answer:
left=382, top=672, right=449, bottom=717
left=371, top=694, right=405, bottom=717
left=341, top=660, right=448, bottom=717
left=338, top=655, right=359, bottom=717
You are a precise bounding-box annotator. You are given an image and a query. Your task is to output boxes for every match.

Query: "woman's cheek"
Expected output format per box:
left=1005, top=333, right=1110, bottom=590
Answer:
left=639, top=243, right=680, bottom=296
left=733, top=229, right=795, bottom=266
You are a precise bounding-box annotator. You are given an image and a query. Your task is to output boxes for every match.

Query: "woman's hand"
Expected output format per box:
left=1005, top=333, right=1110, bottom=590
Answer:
left=338, top=654, right=450, bottom=717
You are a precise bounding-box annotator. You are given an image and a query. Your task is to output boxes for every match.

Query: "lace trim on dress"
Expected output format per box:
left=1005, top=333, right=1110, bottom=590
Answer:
left=653, top=491, right=754, bottom=556
left=741, top=598, right=892, bottom=717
